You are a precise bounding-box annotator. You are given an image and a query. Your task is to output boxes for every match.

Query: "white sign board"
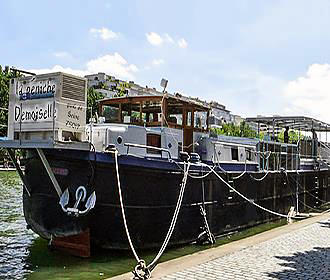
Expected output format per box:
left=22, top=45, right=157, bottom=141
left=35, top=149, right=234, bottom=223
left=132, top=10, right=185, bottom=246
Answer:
left=17, top=79, right=57, bottom=100
left=7, top=72, right=87, bottom=142
left=14, top=102, right=55, bottom=123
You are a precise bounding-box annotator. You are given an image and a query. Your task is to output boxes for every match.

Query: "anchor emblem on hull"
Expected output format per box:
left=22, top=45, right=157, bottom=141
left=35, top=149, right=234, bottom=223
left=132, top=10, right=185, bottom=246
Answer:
left=59, top=186, right=96, bottom=217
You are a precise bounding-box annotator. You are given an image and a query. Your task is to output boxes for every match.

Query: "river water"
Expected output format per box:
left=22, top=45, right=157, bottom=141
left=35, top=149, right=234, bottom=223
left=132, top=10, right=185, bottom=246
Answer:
left=0, top=171, right=206, bottom=280
left=0, top=171, right=35, bottom=279
left=0, top=171, right=141, bottom=280
left=0, top=171, right=287, bottom=279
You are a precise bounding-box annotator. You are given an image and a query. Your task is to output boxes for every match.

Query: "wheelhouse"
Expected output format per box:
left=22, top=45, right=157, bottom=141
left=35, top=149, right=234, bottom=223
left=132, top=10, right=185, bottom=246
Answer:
left=98, top=94, right=210, bottom=153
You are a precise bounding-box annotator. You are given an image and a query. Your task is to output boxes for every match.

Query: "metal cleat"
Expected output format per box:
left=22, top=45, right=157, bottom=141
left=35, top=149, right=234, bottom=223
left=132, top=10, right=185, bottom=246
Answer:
left=59, top=186, right=96, bottom=217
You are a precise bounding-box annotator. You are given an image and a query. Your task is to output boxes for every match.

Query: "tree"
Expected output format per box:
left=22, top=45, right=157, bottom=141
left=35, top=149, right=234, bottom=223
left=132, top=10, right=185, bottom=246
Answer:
left=211, top=121, right=259, bottom=138
left=86, top=87, right=105, bottom=122
left=0, top=66, right=21, bottom=137
left=277, top=129, right=303, bottom=143
left=0, top=66, right=21, bottom=163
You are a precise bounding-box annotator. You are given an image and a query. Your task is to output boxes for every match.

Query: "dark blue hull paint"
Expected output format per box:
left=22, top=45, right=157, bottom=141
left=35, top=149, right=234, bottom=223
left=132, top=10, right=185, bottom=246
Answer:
left=22, top=149, right=330, bottom=250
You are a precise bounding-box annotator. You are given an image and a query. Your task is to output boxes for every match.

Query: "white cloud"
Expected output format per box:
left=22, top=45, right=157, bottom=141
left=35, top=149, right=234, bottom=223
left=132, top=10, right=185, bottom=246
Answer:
left=53, top=51, right=71, bottom=58
left=164, top=33, right=174, bottom=44
left=146, top=32, right=187, bottom=48
left=178, top=38, right=188, bottom=48
left=30, top=65, right=88, bottom=77
left=87, top=53, right=138, bottom=79
left=283, top=63, right=330, bottom=122
left=146, top=32, right=163, bottom=46
left=152, top=59, right=165, bottom=66
left=29, top=52, right=138, bottom=80
left=90, top=27, right=119, bottom=40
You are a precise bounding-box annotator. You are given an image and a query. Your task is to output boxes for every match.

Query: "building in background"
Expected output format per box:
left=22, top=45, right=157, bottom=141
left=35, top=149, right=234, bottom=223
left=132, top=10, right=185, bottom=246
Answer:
left=85, top=73, right=160, bottom=98
left=86, top=73, right=244, bottom=128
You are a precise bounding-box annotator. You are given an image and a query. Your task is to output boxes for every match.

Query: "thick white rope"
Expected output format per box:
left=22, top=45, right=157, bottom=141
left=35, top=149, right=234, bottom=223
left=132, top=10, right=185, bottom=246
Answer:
left=249, top=171, right=270, bottom=181
left=174, top=160, right=299, bottom=220
left=232, top=171, right=247, bottom=180
left=114, top=150, right=141, bottom=263
left=173, top=160, right=215, bottom=179
left=114, top=149, right=191, bottom=278
left=147, top=161, right=191, bottom=270
left=203, top=164, right=303, bottom=219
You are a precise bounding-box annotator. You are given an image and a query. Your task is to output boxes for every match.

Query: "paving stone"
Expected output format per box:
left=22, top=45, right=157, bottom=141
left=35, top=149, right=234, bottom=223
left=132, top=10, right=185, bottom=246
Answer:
left=160, top=218, right=330, bottom=280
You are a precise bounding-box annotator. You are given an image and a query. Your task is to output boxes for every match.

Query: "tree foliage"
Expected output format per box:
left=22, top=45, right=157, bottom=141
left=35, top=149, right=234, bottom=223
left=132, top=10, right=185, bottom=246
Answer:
left=0, top=66, right=21, bottom=162
left=211, top=121, right=259, bottom=138
left=0, top=66, right=21, bottom=137
left=86, top=87, right=105, bottom=122
left=277, top=129, right=304, bottom=143
left=113, top=81, right=131, bottom=97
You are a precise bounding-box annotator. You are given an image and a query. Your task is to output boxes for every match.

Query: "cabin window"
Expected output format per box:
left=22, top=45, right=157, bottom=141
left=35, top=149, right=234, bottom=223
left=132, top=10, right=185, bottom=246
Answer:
left=102, top=104, right=119, bottom=122
left=246, top=149, right=252, bottom=161
left=186, top=111, right=192, bottom=126
left=119, top=103, right=143, bottom=123
left=194, top=111, right=207, bottom=129
left=142, top=101, right=162, bottom=124
left=147, top=134, right=161, bottom=154
left=231, top=147, right=239, bottom=161
left=167, top=105, right=183, bottom=126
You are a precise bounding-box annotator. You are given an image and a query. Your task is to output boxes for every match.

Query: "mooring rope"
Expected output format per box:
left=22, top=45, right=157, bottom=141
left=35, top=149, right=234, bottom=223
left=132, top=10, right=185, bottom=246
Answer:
left=232, top=170, right=247, bottom=180
left=114, top=150, right=141, bottom=264
left=202, top=164, right=305, bottom=219
left=112, top=148, right=322, bottom=278
left=113, top=149, right=191, bottom=279
left=248, top=171, right=270, bottom=181
left=171, top=160, right=303, bottom=220
left=147, top=161, right=191, bottom=271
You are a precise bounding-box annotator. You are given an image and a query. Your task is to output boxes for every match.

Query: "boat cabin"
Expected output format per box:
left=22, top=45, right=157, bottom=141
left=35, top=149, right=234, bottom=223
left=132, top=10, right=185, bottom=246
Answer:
left=98, top=94, right=210, bottom=154
left=93, top=94, right=259, bottom=169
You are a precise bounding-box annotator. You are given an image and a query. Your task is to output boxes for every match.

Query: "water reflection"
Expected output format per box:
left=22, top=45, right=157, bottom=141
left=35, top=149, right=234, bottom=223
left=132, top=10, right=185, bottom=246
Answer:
left=0, top=171, right=35, bottom=280
left=0, top=171, right=145, bottom=279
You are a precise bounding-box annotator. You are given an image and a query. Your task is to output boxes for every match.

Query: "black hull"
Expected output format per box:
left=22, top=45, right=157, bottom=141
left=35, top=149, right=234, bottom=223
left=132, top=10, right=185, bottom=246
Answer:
left=23, top=149, right=330, bottom=250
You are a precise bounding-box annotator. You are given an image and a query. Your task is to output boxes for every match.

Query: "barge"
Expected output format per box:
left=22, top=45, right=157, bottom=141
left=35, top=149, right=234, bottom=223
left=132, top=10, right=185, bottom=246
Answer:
left=1, top=72, right=330, bottom=278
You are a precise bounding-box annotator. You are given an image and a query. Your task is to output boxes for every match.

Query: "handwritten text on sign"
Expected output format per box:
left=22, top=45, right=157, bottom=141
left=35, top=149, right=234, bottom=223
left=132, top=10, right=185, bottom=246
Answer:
left=64, top=104, right=83, bottom=130
left=14, top=103, right=55, bottom=122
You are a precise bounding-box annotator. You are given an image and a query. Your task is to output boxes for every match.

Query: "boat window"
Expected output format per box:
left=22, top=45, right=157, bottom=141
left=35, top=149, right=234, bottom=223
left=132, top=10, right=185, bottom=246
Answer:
left=121, top=103, right=142, bottom=123
left=102, top=104, right=119, bottom=123
left=147, top=134, right=161, bottom=154
left=167, top=105, right=183, bottom=126
left=231, top=147, right=239, bottom=161
left=194, top=111, right=207, bottom=129
left=121, top=104, right=130, bottom=123
left=246, top=149, right=252, bottom=161
left=186, top=110, right=192, bottom=126
left=142, top=101, right=162, bottom=125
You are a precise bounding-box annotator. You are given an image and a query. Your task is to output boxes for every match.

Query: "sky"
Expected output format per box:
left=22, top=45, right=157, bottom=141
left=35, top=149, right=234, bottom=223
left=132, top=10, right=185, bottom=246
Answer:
left=1, top=0, right=330, bottom=122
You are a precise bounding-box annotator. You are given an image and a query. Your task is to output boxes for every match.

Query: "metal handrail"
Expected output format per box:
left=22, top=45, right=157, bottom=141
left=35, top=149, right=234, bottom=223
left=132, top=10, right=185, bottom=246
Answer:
left=124, top=142, right=172, bottom=160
